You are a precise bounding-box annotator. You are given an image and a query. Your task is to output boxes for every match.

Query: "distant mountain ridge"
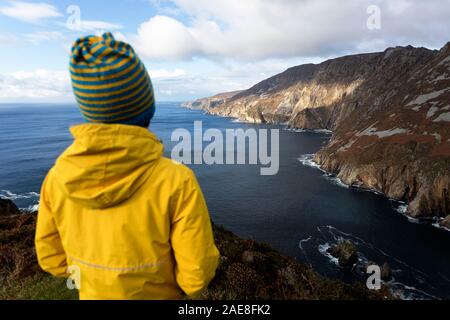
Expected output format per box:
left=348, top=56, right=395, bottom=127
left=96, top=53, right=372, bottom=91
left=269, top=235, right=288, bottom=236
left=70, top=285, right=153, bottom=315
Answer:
left=184, top=42, right=450, bottom=221
left=182, top=90, right=242, bottom=110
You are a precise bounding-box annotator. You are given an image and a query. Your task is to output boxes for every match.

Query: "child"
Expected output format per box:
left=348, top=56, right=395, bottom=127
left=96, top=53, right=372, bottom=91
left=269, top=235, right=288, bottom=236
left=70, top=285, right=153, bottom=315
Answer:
left=35, top=32, right=219, bottom=300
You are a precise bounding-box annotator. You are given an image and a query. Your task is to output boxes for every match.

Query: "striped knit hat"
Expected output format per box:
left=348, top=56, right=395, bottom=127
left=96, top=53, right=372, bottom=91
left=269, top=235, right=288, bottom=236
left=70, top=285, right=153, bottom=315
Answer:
left=70, top=32, right=155, bottom=127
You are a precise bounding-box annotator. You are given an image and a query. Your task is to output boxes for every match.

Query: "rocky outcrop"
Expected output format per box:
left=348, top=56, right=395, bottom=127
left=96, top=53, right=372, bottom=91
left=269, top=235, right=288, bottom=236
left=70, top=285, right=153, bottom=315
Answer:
left=381, top=262, right=392, bottom=281
left=327, top=240, right=358, bottom=268
left=184, top=42, right=450, bottom=219
left=0, top=199, right=20, bottom=216
left=440, top=216, right=450, bottom=230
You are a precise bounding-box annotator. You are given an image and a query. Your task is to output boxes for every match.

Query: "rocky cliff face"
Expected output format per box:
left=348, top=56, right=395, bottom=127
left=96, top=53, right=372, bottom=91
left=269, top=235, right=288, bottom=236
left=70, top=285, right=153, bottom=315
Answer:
left=315, top=44, right=450, bottom=218
left=185, top=43, right=450, bottom=219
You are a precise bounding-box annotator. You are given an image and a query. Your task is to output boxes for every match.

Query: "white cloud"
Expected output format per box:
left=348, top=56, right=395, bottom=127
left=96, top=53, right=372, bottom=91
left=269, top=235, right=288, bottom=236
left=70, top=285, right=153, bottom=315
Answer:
left=77, top=20, right=123, bottom=32
left=133, top=15, right=200, bottom=59
left=149, top=0, right=182, bottom=16
left=0, top=31, right=64, bottom=47
left=0, top=1, right=62, bottom=23
left=0, top=69, right=71, bottom=101
left=23, top=31, right=63, bottom=45
left=150, top=68, right=186, bottom=78
left=136, top=0, right=450, bottom=60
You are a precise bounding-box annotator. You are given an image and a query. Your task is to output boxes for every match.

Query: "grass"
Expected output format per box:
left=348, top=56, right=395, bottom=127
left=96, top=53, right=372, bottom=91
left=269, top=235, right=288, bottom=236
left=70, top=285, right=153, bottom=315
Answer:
left=0, top=273, right=78, bottom=300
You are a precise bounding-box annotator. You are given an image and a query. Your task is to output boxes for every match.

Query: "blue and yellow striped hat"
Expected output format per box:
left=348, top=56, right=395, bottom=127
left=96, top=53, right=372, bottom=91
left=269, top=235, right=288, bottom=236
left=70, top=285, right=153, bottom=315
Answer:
left=70, top=32, right=155, bottom=127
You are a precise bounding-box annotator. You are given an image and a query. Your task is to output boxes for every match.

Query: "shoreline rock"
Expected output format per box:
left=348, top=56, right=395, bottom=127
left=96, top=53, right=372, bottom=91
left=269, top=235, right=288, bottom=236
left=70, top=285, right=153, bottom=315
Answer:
left=327, top=240, right=358, bottom=268
left=440, top=216, right=450, bottom=230
left=0, top=199, right=20, bottom=216
left=381, top=262, right=392, bottom=281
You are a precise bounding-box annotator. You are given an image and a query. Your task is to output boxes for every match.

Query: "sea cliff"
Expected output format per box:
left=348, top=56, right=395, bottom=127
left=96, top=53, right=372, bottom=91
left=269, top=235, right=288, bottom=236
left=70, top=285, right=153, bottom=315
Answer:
left=183, top=42, right=450, bottom=220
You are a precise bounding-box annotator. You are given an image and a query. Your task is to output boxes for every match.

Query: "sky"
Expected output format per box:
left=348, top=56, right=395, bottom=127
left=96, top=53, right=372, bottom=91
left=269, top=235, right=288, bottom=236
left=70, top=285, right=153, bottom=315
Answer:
left=0, top=0, right=449, bottom=103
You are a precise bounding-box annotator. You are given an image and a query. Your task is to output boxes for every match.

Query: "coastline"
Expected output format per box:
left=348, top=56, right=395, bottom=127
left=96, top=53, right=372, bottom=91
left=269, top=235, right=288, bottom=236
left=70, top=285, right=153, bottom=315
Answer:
left=297, top=153, right=450, bottom=232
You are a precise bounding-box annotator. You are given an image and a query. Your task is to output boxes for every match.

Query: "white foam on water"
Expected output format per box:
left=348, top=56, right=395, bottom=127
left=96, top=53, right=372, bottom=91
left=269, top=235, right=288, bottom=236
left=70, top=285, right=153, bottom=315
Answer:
left=351, top=252, right=430, bottom=299
left=349, top=184, right=384, bottom=196
left=297, top=154, right=324, bottom=171
left=298, top=236, right=312, bottom=250
left=391, top=202, right=441, bottom=225
left=432, top=221, right=450, bottom=232
left=400, top=210, right=423, bottom=224
left=324, top=174, right=349, bottom=189
left=298, top=236, right=313, bottom=265
left=298, top=236, right=312, bottom=253
left=405, top=214, right=424, bottom=224
left=284, top=127, right=332, bottom=134
left=21, top=203, right=39, bottom=212
left=388, top=280, right=440, bottom=300
left=395, top=204, right=408, bottom=214
left=284, top=128, right=306, bottom=133
left=0, top=190, right=39, bottom=200
left=318, top=243, right=340, bottom=266
left=313, top=129, right=333, bottom=134
left=298, top=155, right=350, bottom=189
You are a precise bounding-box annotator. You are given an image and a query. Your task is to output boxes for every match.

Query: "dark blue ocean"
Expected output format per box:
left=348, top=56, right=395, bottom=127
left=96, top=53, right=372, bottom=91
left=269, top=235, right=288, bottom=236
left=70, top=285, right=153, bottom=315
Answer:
left=1, top=102, right=449, bottom=299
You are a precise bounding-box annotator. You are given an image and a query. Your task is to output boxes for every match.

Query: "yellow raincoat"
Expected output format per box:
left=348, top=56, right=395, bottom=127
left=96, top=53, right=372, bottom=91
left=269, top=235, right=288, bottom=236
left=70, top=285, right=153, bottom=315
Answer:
left=35, top=124, right=219, bottom=299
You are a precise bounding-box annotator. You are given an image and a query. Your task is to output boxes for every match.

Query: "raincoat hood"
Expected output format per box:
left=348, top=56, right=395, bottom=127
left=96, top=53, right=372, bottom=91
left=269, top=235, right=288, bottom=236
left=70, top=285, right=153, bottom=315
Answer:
left=53, top=124, right=163, bottom=209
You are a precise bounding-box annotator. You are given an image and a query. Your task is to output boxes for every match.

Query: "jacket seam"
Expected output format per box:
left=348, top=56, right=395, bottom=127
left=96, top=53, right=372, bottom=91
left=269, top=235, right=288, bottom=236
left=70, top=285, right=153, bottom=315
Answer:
left=67, top=254, right=169, bottom=272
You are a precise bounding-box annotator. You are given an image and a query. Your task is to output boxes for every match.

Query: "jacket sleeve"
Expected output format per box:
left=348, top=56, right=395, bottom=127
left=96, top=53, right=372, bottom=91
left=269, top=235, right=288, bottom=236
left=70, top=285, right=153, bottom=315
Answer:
left=170, top=170, right=220, bottom=297
left=35, top=173, right=68, bottom=277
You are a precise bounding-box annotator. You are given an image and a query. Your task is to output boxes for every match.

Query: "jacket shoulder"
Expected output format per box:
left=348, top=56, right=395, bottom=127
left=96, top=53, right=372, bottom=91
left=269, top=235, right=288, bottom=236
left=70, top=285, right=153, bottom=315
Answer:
left=154, top=157, right=195, bottom=182
left=40, top=167, right=56, bottom=194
